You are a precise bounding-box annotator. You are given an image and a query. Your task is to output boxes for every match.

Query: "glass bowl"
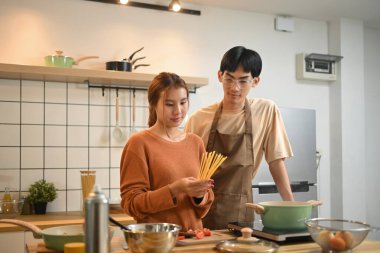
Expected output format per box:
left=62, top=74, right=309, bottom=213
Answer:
left=305, top=218, right=371, bottom=252
left=0, top=199, right=24, bottom=218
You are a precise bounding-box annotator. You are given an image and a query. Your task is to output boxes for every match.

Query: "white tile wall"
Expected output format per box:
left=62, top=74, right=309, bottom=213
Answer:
left=45, top=126, right=66, bottom=146
left=21, top=125, right=43, bottom=146
left=0, top=102, right=20, bottom=123
left=0, top=147, right=20, bottom=169
left=21, top=80, right=44, bottom=102
left=0, top=78, right=149, bottom=211
left=0, top=79, right=20, bottom=101
left=0, top=125, right=20, bottom=146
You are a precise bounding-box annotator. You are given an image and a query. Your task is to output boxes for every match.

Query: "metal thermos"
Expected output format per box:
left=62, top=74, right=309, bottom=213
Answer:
left=85, top=185, right=109, bottom=253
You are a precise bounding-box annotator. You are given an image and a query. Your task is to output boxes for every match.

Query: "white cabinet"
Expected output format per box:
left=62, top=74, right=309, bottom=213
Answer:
left=0, top=231, right=24, bottom=253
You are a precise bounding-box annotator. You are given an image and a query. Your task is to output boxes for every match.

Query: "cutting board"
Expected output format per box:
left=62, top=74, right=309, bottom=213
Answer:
left=32, top=243, right=62, bottom=253
left=176, top=231, right=235, bottom=246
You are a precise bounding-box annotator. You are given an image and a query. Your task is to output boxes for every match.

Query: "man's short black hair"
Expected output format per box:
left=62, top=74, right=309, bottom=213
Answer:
left=220, top=46, right=262, bottom=78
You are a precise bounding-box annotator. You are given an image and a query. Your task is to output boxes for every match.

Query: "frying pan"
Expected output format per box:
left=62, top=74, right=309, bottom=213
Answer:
left=0, top=219, right=83, bottom=251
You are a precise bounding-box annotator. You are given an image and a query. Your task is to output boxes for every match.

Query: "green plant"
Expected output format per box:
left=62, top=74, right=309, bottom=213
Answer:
left=28, top=179, right=57, bottom=204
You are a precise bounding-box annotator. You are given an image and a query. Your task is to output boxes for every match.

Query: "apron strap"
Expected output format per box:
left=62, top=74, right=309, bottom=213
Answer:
left=206, top=102, right=223, bottom=151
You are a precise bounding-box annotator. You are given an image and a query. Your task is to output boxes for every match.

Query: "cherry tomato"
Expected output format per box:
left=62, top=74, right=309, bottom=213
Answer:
left=177, top=235, right=185, bottom=240
left=195, top=231, right=205, bottom=239
left=203, top=228, right=212, bottom=236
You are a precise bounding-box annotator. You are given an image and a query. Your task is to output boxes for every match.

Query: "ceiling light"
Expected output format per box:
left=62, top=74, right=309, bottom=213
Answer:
left=169, top=0, right=181, bottom=12
left=85, top=0, right=200, bottom=16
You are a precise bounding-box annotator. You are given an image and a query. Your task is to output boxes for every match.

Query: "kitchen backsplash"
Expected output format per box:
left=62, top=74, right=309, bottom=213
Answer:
left=0, top=78, right=149, bottom=212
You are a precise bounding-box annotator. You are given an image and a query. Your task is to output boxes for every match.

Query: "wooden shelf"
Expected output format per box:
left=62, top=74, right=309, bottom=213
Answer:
left=0, top=63, right=208, bottom=91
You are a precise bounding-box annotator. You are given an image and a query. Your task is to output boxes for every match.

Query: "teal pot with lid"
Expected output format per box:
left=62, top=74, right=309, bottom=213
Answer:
left=246, top=200, right=322, bottom=230
left=45, top=50, right=98, bottom=68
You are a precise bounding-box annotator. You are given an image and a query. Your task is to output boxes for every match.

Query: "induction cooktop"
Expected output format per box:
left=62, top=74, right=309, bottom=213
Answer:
left=227, top=221, right=312, bottom=243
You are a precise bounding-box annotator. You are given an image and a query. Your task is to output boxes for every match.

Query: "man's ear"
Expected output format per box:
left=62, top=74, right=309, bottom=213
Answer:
left=217, top=70, right=223, bottom=82
left=252, top=76, right=260, bottom=87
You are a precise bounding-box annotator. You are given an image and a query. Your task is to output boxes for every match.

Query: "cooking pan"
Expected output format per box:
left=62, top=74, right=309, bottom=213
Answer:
left=106, top=47, right=150, bottom=72
left=246, top=200, right=322, bottom=230
left=45, top=50, right=99, bottom=68
left=0, top=219, right=83, bottom=251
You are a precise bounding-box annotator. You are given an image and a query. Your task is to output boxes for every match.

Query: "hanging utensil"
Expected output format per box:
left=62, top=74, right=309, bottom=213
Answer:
left=131, top=89, right=138, bottom=134
left=112, top=89, right=124, bottom=140
left=127, top=47, right=144, bottom=62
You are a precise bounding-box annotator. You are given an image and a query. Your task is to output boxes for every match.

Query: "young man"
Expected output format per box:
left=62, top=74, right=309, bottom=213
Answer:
left=185, top=46, right=294, bottom=229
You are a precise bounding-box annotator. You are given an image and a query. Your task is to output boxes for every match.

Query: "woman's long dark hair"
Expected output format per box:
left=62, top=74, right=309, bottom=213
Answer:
left=147, top=72, right=189, bottom=127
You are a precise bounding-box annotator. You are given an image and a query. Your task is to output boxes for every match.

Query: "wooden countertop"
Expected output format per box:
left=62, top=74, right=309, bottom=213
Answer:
left=0, top=212, right=135, bottom=232
left=26, top=230, right=380, bottom=253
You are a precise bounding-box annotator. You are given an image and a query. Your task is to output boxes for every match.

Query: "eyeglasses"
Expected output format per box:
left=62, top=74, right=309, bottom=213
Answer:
left=222, top=77, right=254, bottom=89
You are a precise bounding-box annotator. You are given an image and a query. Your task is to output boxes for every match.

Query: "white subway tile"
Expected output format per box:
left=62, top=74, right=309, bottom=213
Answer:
left=68, top=126, right=88, bottom=146
left=89, top=105, right=109, bottom=126
left=67, top=168, right=81, bottom=189
left=45, top=125, right=66, bottom=146
left=110, top=147, right=123, bottom=168
left=135, top=91, right=148, bottom=107
left=89, top=88, right=109, bottom=105
left=45, top=147, right=66, bottom=168
left=0, top=169, right=20, bottom=191
left=68, top=105, right=88, bottom=125
left=68, top=83, right=88, bottom=104
left=67, top=190, right=81, bottom=212
left=135, top=106, right=148, bottom=128
left=47, top=191, right=66, bottom=212
left=110, top=168, right=120, bottom=189
left=0, top=102, right=20, bottom=124
left=20, top=169, right=43, bottom=191
left=67, top=148, right=88, bottom=168
left=21, top=103, right=43, bottom=124
left=45, top=169, right=66, bottom=189
left=45, top=104, right=66, bottom=125
left=0, top=147, right=20, bottom=169
left=21, top=80, right=44, bottom=102
left=21, top=147, right=43, bottom=169
left=89, top=127, right=109, bottom=147
left=45, top=82, right=66, bottom=103
left=0, top=125, right=20, bottom=146
left=21, top=125, right=43, bottom=146
left=89, top=148, right=109, bottom=168
left=0, top=79, right=20, bottom=101
left=92, top=169, right=109, bottom=189
left=110, top=188, right=121, bottom=204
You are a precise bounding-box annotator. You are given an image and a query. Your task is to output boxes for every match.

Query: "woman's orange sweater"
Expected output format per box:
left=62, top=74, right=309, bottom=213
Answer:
left=120, top=130, right=214, bottom=231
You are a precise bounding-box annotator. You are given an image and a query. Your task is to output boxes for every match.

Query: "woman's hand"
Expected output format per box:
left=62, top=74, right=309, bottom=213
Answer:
left=169, top=177, right=214, bottom=198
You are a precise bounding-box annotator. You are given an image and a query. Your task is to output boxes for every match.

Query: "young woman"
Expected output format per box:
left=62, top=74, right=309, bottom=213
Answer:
left=120, top=72, right=214, bottom=231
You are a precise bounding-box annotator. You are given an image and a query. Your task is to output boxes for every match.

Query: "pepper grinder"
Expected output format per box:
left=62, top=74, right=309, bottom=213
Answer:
left=85, top=185, right=109, bottom=253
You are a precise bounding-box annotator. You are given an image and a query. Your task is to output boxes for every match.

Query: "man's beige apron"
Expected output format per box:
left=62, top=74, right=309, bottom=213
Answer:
left=203, top=99, right=255, bottom=230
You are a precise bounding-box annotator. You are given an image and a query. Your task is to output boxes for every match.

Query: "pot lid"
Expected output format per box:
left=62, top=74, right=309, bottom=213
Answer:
left=215, top=239, right=279, bottom=253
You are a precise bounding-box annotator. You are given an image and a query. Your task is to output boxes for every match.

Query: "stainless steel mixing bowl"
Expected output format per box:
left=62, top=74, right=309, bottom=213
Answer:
left=122, top=223, right=181, bottom=253
left=305, top=218, right=371, bottom=252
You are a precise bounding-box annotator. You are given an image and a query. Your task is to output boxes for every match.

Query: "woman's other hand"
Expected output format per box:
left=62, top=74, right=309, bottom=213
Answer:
left=169, top=177, right=214, bottom=198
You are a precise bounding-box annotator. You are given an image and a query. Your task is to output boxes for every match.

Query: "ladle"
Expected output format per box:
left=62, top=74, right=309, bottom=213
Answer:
left=131, top=89, right=138, bottom=135
left=112, top=89, right=124, bottom=140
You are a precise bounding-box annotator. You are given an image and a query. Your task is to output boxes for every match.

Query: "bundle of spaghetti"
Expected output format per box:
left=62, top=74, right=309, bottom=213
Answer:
left=198, top=151, right=227, bottom=179
left=80, top=170, right=96, bottom=205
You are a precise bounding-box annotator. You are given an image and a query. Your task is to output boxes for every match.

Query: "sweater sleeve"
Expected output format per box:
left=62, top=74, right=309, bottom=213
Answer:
left=120, top=144, right=176, bottom=220
left=190, top=188, right=214, bottom=219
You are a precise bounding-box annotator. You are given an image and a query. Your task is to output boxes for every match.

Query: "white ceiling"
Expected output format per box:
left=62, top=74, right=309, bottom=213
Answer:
left=184, top=0, right=380, bottom=30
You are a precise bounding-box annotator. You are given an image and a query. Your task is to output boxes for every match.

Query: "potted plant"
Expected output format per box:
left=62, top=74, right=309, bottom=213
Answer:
left=28, top=179, right=57, bottom=214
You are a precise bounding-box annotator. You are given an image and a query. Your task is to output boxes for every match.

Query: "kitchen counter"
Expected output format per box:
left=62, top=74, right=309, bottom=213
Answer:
left=25, top=230, right=380, bottom=253
left=0, top=212, right=135, bottom=232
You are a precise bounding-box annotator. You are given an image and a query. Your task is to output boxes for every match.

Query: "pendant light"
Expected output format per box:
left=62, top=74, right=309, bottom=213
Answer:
left=169, top=0, right=181, bottom=12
